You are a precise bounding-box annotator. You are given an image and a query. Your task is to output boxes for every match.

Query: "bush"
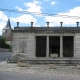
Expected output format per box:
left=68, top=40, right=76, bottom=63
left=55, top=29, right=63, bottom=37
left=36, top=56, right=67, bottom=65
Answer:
left=0, top=36, right=10, bottom=49
left=5, top=44, right=10, bottom=49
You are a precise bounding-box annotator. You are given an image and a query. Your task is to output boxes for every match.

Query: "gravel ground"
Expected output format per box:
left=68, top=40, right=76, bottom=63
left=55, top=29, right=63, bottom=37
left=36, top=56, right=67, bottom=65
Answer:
left=0, top=61, right=80, bottom=77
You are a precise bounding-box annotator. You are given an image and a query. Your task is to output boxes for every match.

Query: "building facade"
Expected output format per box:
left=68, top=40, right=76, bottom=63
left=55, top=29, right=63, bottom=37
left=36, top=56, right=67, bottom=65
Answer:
left=12, top=22, right=80, bottom=59
left=2, top=19, right=13, bottom=47
left=2, top=19, right=12, bottom=38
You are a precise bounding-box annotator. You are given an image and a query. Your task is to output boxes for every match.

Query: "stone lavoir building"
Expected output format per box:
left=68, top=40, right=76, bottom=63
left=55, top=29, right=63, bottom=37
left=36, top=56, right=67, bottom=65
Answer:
left=12, top=21, right=80, bottom=60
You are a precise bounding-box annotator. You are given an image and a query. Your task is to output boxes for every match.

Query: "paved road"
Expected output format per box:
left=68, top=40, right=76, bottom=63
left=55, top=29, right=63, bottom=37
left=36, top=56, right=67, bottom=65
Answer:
left=0, top=52, right=12, bottom=61
left=0, top=71, right=80, bottom=80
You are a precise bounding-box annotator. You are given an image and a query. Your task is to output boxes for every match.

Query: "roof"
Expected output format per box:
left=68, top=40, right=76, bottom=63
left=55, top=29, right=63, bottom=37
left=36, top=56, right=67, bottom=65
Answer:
left=3, top=19, right=12, bottom=30
left=12, top=27, right=80, bottom=33
left=6, top=33, right=13, bottom=41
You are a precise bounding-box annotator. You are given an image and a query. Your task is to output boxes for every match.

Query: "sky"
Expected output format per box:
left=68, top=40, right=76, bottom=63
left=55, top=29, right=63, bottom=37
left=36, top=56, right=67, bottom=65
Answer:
left=0, top=0, right=80, bottom=35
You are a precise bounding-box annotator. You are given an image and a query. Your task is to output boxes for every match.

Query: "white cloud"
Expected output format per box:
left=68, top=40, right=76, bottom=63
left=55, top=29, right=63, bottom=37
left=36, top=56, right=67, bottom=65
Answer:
left=0, top=11, right=7, bottom=21
left=0, top=22, right=6, bottom=35
left=45, top=7, right=80, bottom=26
left=24, top=0, right=42, bottom=14
left=15, top=6, right=23, bottom=11
left=0, top=22, right=6, bottom=30
left=15, top=0, right=42, bottom=16
left=0, top=11, right=8, bottom=35
left=46, top=22, right=58, bottom=27
left=51, top=1, right=56, bottom=5
left=34, top=24, right=40, bottom=27
left=11, top=14, right=37, bottom=24
left=33, top=0, right=41, bottom=4
left=0, top=31, right=2, bottom=35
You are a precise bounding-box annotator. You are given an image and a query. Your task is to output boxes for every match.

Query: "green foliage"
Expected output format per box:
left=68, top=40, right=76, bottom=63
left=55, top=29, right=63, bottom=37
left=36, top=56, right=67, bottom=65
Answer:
left=9, top=46, right=12, bottom=52
left=5, top=44, right=10, bottom=49
left=0, top=36, right=10, bottom=49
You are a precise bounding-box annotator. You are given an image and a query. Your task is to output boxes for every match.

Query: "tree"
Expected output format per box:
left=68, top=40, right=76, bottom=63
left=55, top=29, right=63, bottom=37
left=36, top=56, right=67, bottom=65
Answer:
left=0, top=36, right=10, bottom=49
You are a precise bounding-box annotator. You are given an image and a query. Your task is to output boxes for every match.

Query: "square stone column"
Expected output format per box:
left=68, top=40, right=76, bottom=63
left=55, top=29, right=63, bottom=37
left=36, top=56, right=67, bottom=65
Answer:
left=60, top=36, right=63, bottom=57
left=74, top=36, right=75, bottom=57
left=46, top=36, right=49, bottom=57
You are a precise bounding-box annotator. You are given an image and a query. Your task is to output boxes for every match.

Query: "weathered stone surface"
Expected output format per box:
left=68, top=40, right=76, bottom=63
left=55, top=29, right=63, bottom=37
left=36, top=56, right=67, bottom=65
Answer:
left=49, top=64, right=54, bottom=69
left=75, top=33, right=80, bottom=58
left=77, top=64, right=80, bottom=69
left=50, top=54, right=58, bottom=58
left=12, top=33, right=35, bottom=58
left=17, top=62, right=27, bottom=67
left=12, top=30, right=80, bottom=59
left=12, top=53, right=29, bottom=59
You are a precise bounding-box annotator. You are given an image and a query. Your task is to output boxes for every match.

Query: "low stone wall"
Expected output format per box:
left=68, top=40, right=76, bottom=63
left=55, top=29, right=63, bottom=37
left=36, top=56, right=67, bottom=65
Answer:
left=0, top=48, right=10, bottom=52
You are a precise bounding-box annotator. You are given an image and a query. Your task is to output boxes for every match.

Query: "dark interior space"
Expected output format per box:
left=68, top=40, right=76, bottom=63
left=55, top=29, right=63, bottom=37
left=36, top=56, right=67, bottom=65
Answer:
left=36, top=36, right=46, bottom=57
left=63, top=36, right=74, bottom=57
left=49, top=36, right=60, bottom=57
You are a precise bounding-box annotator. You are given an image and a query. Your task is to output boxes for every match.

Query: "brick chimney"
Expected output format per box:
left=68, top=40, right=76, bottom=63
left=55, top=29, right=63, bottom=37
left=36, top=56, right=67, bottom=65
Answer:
left=46, top=22, right=49, bottom=27
left=31, top=22, right=34, bottom=27
left=76, top=22, right=79, bottom=27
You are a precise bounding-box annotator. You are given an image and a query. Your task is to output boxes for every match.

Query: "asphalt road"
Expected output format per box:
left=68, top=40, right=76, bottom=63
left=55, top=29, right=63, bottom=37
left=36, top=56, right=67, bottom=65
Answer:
left=0, top=52, right=80, bottom=80
left=0, top=71, right=80, bottom=80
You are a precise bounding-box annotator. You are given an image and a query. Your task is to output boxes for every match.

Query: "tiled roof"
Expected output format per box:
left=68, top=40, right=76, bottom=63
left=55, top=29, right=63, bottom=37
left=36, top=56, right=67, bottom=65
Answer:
left=3, top=19, right=12, bottom=30
left=6, top=33, right=13, bottom=41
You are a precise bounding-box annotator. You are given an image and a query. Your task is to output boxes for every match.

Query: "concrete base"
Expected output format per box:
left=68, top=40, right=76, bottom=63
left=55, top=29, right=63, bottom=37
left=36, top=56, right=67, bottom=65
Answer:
left=9, top=54, right=80, bottom=64
left=50, top=54, right=58, bottom=58
left=17, top=62, right=27, bottom=67
left=49, top=64, right=54, bottom=69
left=77, top=64, right=80, bottom=69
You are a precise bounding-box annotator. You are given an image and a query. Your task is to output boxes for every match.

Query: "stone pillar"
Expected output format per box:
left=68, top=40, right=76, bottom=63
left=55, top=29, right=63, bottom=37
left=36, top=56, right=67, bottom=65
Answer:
left=60, top=36, right=63, bottom=57
left=74, top=36, right=76, bottom=57
left=34, top=36, right=36, bottom=57
left=46, top=36, right=49, bottom=57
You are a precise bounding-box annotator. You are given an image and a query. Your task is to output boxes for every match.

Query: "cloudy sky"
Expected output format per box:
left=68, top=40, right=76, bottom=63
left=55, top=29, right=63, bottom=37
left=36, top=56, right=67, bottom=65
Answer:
left=0, top=0, right=80, bottom=35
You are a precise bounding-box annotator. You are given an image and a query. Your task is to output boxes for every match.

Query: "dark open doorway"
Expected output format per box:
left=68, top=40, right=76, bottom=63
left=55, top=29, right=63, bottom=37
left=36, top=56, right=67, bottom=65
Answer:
left=36, top=36, right=46, bottom=57
left=63, top=36, right=74, bottom=57
left=49, top=36, right=60, bottom=57
left=52, top=46, right=59, bottom=54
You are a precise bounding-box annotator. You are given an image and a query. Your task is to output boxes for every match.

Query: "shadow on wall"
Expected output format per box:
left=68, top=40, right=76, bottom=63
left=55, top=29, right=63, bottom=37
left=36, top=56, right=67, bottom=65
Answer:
left=0, top=52, right=12, bottom=62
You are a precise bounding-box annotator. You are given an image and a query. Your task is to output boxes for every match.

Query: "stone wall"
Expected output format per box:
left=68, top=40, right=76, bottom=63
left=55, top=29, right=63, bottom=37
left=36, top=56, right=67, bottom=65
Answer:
left=75, top=33, right=80, bottom=58
left=0, top=48, right=10, bottom=52
left=12, top=32, right=80, bottom=59
left=12, top=32, right=35, bottom=58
